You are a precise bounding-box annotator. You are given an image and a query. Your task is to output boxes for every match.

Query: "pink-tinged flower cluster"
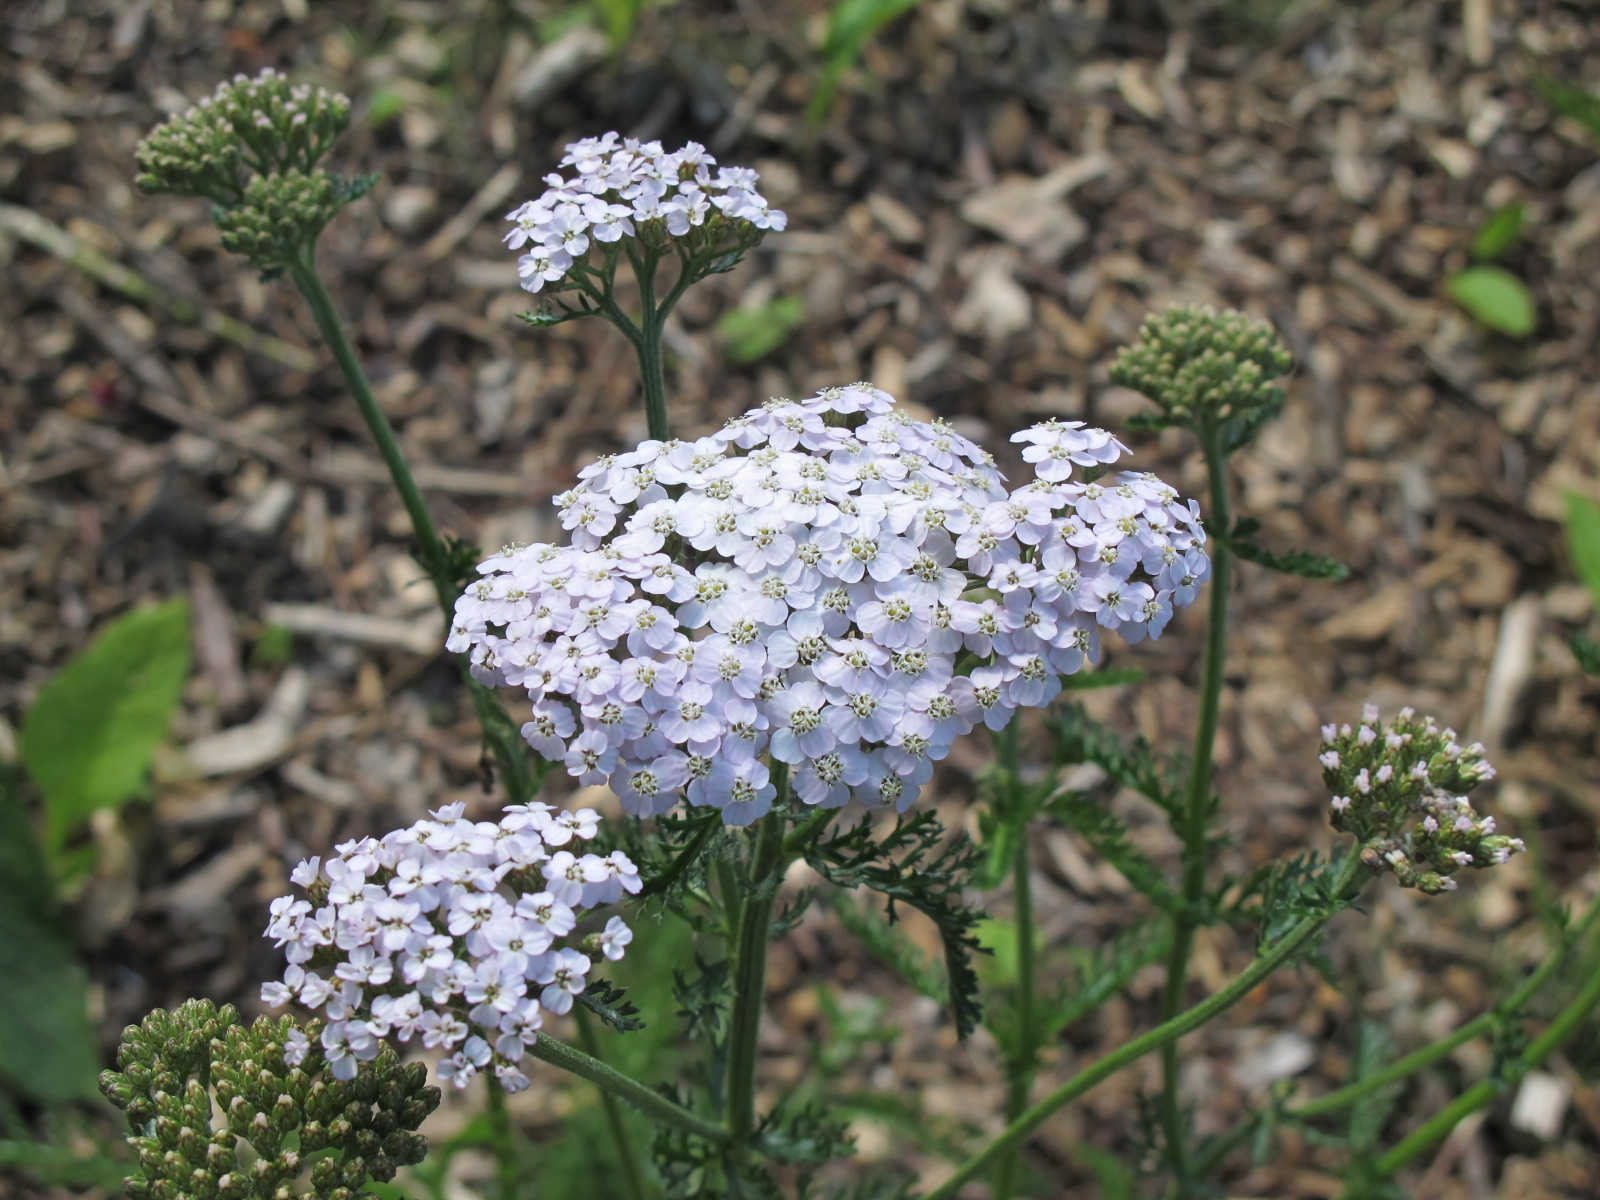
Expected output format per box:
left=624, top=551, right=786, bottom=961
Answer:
left=1319, top=705, right=1520, bottom=895
left=452, top=386, right=1207, bottom=824
left=507, top=131, right=785, bottom=294
left=260, top=802, right=637, bottom=1093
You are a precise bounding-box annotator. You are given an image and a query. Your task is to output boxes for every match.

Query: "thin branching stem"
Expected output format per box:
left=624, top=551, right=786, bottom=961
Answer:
left=925, top=853, right=1366, bottom=1200
left=992, top=718, right=1035, bottom=1200
left=527, top=1036, right=728, bottom=1144
left=1158, top=427, right=1232, bottom=1193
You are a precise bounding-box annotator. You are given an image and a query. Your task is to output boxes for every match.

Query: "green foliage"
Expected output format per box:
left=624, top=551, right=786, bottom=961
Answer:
left=250, top=622, right=296, bottom=668
left=807, top=0, right=925, bottom=125
left=1570, top=631, right=1600, bottom=676
left=0, top=769, right=99, bottom=1104
left=1059, top=664, right=1147, bottom=691
left=1537, top=76, right=1600, bottom=144
left=1239, top=850, right=1353, bottom=962
left=577, top=977, right=647, bottom=1033
left=21, top=597, right=190, bottom=858
left=717, top=295, right=805, bottom=364
left=1446, top=265, right=1536, bottom=337
left=1228, top=517, right=1349, bottom=580
left=1071, top=1141, right=1137, bottom=1200
left=592, top=0, right=648, bottom=52
left=1046, top=703, right=1185, bottom=817
left=1471, top=202, right=1525, bottom=261
left=806, top=811, right=987, bottom=1037
left=1564, top=491, right=1600, bottom=610
left=826, top=890, right=947, bottom=1003
left=1043, top=789, right=1176, bottom=910
left=101, top=1000, right=439, bottom=1200
left=674, top=954, right=732, bottom=1042
left=1040, top=917, right=1170, bottom=1040
left=1344, top=1021, right=1401, bottom=1159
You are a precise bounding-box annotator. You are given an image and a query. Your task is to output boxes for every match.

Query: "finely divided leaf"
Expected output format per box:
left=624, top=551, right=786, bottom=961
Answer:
left=1044, top=790, right=1176, bottom=910
left=21, top=598, right=191, bottom=855
left=1229, top=518, right=1349, bottom=580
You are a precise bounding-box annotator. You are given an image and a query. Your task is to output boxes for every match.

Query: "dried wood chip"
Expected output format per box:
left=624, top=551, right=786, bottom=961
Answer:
left=185, top=667, right=310, bottom=777
left=261, top=604, right=444, bottom=655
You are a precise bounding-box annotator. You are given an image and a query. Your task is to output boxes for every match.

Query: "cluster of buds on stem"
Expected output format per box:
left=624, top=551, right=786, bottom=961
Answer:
left=99, top=998, right=438, bottom=1200
left=135, top=68, right=373, bottom=270
left=1110, top=304, right=1293, bottom=446
left=1318, top=705, right=1521, bottom=894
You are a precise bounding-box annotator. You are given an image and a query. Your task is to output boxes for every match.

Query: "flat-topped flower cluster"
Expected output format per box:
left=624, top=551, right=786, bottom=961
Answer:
left=507, top=131, right=786, bottom=294
left=452, top=385, right=1208, bottom=824
left=260, top=802, right=637, bottom=1092
left=1319, top=705, right=1521, bottom=893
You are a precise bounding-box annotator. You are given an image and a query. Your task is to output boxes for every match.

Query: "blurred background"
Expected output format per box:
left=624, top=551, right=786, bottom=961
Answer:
left=1, top=0, right=1598, bottom=1195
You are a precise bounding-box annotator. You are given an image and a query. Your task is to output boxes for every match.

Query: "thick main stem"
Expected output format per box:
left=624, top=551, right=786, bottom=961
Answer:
left=527, top=1035, right=727, bottom=1144
left=629, top=247, right=671, bottom=441
left=725, top=774, right=792, bottom=1165
left=1157, top=429, right=1233, bottom=1193
left=993, top=721, right=1035, bottom=1200
left=925, top=854, right=1365, bottom=1200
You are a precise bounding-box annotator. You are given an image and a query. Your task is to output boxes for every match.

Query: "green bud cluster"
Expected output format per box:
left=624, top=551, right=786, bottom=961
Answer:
left=136, top=69, right=351, bottom=202
left=1318, top=706, right=1522, bottom=895
left=100, top=1000, right=440, bottom=1200
left=135, top=68, right=372, bottom=269
left=1109, top=304, right=1293, bottom=441
left=214, top=171, right=345, bottom=271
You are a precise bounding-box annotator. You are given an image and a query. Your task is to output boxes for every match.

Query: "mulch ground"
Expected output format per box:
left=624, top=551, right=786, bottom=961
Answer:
left=2, top=0, right=1599, bottom=1196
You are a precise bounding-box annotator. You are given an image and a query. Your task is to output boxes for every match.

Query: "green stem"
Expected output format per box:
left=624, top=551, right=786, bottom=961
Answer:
left=1157, top=429, right=1233, bottom=1193
left=576, top=1008, right=653, bottom=1200
left=290, top=249, right=536, bottom=804
left=993, top=720, right=1035, bottom=1200
left=925, top=854, right=1365, bottom=1200
left=725, top=772, right=792, bottom=1162
left=527, top=1035, right=727, bottom=1144
left=1368, top=926, right=1600, bottom=1183
left=1189, top=890, right=1600, bottom=1187
left=289, top=253, right=453, bottom=614
left=484, top=1072, right=521, bottom=1200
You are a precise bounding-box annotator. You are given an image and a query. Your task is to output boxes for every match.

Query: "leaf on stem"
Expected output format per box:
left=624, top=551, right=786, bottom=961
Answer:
left=806, top=812, right=987, bottom=1037
left=1041, top=917, right=1171, bottom=1040
left=1446, top=265, right=1536, bottom=337
left=1227, top=517, right=1349, bottom=580
left=1046, top=703, right=1186, bottom=817
left=576, top=978, right=647, bottom=1034
left=1044, top=789, right=1178, bottom=910
left=1569, top=631, right=1600, bottom=676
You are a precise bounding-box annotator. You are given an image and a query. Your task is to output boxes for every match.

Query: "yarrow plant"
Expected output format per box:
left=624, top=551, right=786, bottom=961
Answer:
left=101, top=70, right=1600, bottom=1200
left=1319, top=705, right=1521, bottom=893
left=259, top=801, right=638, bottom=1093
left=507, top=132, right=785, bottom=297
left=453, top=386, right=1206, bottom=823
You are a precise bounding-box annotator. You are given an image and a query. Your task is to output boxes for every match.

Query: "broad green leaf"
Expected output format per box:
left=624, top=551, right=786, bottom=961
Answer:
left=1446, top=265, right=1535, bottom=337
left=716, top=295, right=804, bottom=364
left=0, top=772, right=98, bottom=1103
left=1471, top=202, right=1525, bottom=261
left=591, top=0, right=648, bottom=51
left=1564, top=492, right=1600, bottom=611
left=21, top=598, right=191, bottom=854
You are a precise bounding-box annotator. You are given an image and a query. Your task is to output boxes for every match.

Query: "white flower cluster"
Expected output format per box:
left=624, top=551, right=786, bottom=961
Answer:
left=260, top=802, right=637, bottom=1093
left=452, top=386, right=1207, bottom=825
left=506, top=131, right=786, bottom=294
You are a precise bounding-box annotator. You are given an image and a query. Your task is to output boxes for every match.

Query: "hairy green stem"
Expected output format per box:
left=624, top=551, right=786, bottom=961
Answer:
left=290, top=254, right=453, bottom=613
left=289, top=250, right=536, bottom=803
left=1368, top=929, right=1600, bottom=1183
left=1189, top=890, right=1600, bottom=1187
left=725, top=778, right=792, bottom=1164
left=925, top=854, right=1365, bottom=1200
left=484, top=1072, right=522, bottom=1200
left=993, top=720, right=1035, bottom=1200
left=576, top=1008, right=652, bottom=1200
left=527, top=1035, right=727, bottom=1144
left=1158, top=429, right=1233, bottom=1193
